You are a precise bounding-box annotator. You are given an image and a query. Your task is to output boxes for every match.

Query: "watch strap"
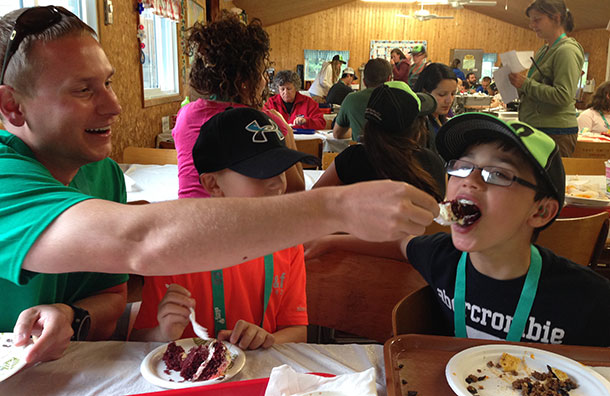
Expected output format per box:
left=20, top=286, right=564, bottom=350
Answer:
left=68, top=304, right=91, bottom=341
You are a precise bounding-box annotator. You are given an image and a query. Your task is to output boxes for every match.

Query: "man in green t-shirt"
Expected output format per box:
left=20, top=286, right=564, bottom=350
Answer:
left=333, top=58, right=392, bottom=142
left=0, top=7, right=439, bottom=365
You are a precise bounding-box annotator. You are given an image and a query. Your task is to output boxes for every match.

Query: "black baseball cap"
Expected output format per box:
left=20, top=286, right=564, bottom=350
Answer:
left=410, top=45, right=426, bottom=55
left=193, top=107, right=320, bottom=179
left=332, top=55, right=346, bottom=64
left=364, top=81, right=436, bottom=134
left=436, top=112, right=565, bottom=227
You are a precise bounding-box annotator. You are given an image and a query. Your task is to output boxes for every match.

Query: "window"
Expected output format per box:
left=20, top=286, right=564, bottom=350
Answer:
left=481, top=53, right=498, bottom=81
left=140, top=7, right=180, bottom=104
left=304, top=50, right=350, bottom=81
left=0, top=0, right=98, bottom=34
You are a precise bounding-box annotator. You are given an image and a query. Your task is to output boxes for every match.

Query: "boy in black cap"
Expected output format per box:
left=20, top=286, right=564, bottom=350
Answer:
left=309, top=113, right=610, bottom=346
left=132, top=108, right=319, bottom=349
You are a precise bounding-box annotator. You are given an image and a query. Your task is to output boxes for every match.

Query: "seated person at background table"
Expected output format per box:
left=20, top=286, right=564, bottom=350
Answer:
left=308, top=54, right=344, bottom=103
left=450, top=58, right=466, bottom=81
left=174, top=13, right=305, bottom=199
left=333, top=58, right=392, bottom=142
left=476, top=76, right=493, bottom=95
left=413, top=63, right=458, bottom=139
left=308, top=113, right=610, bottom=347
left=390, top=48, right=411, bottom=84
left=577, top=81, right=610, bottom=134
left=315, top=81, right=444, bottom=201
left=132, top=108, right=315, bottom=349
left=464, top=72, right=480, bottom=93
left=326, top=67, right=357, bottom=106
left=263, top=70, right=325, bottom=130
left=0, top=5, right=441, bottom=364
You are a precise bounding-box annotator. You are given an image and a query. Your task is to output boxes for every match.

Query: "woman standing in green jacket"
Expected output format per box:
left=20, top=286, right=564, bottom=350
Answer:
left=509, top=0, right=583, bottom=157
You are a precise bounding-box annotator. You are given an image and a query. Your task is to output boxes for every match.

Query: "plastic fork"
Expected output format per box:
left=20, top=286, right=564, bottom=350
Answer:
left=189, top=307, right=211, bottom=340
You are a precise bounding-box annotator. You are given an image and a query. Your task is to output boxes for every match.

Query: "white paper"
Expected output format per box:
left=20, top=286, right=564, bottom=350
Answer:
left=500, top=50, right=534, bottom=73
left=493, top=66, right=520, bottom=104
left=264, top=364, right=377, bottom=396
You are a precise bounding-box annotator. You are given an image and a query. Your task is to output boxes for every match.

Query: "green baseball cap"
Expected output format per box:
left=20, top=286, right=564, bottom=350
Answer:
left=435, top=112, right=565, bottom=227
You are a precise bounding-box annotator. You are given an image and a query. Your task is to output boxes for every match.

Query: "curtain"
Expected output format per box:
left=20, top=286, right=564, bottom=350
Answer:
left=142, top=0, right=181, bottom=22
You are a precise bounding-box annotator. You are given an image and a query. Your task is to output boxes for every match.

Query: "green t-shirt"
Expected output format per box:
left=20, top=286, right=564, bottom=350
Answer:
left=335, top=88, right=375, bottom=143
left=0, top=130, right=129, bottom=331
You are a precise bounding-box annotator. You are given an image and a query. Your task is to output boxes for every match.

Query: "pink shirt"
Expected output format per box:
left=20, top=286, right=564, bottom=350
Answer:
left=172, top=99, right=288, bottom=198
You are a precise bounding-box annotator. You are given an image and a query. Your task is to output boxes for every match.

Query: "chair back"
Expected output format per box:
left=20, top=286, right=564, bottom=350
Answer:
left=306, top=250, right=427, bottom=343
left=321, top=152, right=339, bottom=170
left=295, top=139, right=323, bottom=169
left=123, top=147, right=178, bottom=165
left=561, top=157, right=605, bottom=175
left=536, top=212, right=609, bottom=267
left=392, top=285, right=450, bottom=337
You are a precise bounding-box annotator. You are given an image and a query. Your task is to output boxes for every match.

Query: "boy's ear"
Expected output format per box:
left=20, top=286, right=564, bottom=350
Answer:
left=0, top=86, right=26, bottom=127
left=200, top=173, right=224, bottom=198
left=528, top=197, right=559, bottom=228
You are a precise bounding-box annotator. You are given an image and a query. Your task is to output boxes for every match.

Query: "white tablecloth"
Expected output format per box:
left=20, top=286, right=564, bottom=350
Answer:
left=293, top=130, right=352, bottom=153
left=0, top=341, right=386, bottom=396
left=122, top=165, right=324, bottom=203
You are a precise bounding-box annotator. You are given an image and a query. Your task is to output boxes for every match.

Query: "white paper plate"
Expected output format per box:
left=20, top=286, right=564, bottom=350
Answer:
left=140, top=338, right=245, bottom=389
left=445, top=344, right=610, bottom=396
left=565, top=195, right=610, bottom=207
left=0, top=332, right=30, bottom=382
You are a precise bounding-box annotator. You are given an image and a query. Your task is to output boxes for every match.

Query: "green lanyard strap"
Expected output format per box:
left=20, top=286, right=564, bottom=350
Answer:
left=598, top=110, right=610, bottom=130
left=453, top=245, right=542, bottom=341
left=211, top=254, right=274, bottom=336
left=527, top=33, right=565, bottom=78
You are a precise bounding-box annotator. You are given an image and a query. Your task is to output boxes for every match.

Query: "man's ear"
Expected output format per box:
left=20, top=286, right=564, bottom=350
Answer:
left=0, top=86, right=25, bottom=127
left=528, top=197, right=559, bottom=228
left=200, top=173, right=224, bottom=198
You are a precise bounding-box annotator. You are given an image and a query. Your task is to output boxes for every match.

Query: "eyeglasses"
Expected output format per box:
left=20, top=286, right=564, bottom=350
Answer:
left=0, top=6, right=74, bottom=85
left=446, top=159, right=537, bottom=190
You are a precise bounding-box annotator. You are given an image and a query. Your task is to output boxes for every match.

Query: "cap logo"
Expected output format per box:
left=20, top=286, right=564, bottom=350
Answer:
left=510, top=123, right=555, bottom=168
left=245, top=119, right=284, bottom=143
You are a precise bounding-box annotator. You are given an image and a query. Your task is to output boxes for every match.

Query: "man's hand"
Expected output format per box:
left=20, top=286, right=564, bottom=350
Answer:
left=294, top=116, right=306, bottom=126
left=13, top=304, right=74, bottom=364
left=509, top=72, right=526, bottom=89
left=335, top=180, right=439, bottom=241
left=217, top=319, right=275, bottom=350
left=156, top=284, right=194, bottom=341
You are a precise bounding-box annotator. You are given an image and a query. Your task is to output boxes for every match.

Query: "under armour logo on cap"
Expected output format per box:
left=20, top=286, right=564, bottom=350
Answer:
left=245, top=119, right=284, bottom=143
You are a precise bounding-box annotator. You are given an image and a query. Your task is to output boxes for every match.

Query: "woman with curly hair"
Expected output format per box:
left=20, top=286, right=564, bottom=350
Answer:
left=172, top=12, right=304, bottom=198
left=263, top=70, right=325, bottom=130
left=578, top=81, right=610, bottom=134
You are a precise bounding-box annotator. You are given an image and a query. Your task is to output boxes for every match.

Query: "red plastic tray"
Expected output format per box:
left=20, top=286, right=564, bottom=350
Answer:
left=131, top=373, right=334, bottom=396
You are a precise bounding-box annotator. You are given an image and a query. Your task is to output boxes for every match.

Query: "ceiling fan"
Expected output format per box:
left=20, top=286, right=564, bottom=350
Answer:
left=397, top=2, right=454, bottom=21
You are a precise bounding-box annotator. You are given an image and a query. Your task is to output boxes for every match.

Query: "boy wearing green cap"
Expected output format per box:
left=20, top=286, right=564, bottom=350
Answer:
left=308, top=113, right=610, bottom=346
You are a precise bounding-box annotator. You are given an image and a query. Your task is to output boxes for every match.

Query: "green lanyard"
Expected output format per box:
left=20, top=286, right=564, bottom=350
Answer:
left=453, top=245, right=542, bottom=342
left=527, top=33, right=565, bottom=78
left=409, top=61, right=425, bottom=78
left=599, top=111, right=610, bottom=129
left=210, top=254, right=274, bottom=335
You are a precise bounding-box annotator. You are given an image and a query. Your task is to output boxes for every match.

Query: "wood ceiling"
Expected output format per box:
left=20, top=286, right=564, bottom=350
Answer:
left=233, top=0, right=610, bottom=32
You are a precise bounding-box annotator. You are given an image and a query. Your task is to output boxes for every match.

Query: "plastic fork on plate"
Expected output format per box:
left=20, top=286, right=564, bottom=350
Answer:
left=189, top=307, right=211, bottom=340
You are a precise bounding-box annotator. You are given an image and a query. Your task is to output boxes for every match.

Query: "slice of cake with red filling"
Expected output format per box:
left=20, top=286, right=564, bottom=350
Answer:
left=161, top=339, right=232, bottom=382
left=436, top=199, right=481, bottom=227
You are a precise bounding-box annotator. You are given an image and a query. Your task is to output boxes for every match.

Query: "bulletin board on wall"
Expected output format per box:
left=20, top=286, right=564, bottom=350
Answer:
left=370, top=40, right=427, bottom=60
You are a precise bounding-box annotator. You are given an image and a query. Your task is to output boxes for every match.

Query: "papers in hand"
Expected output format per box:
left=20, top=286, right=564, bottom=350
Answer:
left=264, top=364, right=377, bottom=396
left=493, top=50, right=535, bottom=104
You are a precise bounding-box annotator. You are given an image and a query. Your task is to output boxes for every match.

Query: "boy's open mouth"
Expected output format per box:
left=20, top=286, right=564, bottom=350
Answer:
left=85, top=127, right=110, bottom=135
left=435, top=199, right=481, bottom=227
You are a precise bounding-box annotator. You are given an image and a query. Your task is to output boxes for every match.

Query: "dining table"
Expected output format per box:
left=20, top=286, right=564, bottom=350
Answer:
left=384, top=334, right=610, bottom=396
left=0, top=341, right=387, bottom=396
left=293, top=129, right=352, bottom=153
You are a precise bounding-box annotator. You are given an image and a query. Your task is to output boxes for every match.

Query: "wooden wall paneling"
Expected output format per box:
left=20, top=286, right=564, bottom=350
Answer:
left=98, top=1, right=183, bottom=162
left=264, top=2, right=542, bottom=79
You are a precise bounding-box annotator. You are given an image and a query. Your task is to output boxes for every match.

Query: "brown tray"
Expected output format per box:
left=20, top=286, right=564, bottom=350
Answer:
left=384, top=334, right=610, bottom=396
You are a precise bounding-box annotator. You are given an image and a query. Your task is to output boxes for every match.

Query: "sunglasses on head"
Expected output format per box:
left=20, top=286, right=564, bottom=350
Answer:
left=0, top=6, right=75, bottom=85
left=446, top=159, right=538, bottom=191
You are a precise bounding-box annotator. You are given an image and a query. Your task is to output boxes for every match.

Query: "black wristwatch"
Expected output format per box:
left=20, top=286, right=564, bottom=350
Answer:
left=68, top=304, right=91, bottom=341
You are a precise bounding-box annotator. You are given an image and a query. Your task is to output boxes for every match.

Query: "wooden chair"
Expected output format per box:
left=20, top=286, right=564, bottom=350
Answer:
left=392, top=285, right=450, bottom=337
left=295, top=138, right=323, bottom=169
left=536, top=212, right=609, bottom=267
left=321, top=152, right=339, bottom=170
left=306, top=250, right=428, bottom=343
left=561, top=157, right=605, bottom=175
left=123, top=147, right=178, bottom=165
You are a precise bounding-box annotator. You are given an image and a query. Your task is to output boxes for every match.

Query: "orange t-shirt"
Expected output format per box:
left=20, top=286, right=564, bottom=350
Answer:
left=133, top=245, right=308, bottom=338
